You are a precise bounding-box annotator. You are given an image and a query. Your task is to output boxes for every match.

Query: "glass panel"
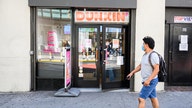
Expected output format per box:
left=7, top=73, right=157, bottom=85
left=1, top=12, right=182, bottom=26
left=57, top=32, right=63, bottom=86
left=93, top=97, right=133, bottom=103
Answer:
left=61, top=9, right=71, bottom=19
left=42, top=9, right=51, bottom=18
left=36, top=8, right=71, bottom=63
left=52, top=9, right=60, bottom=19
left=37, top=9, right=42, bottom=17
left=78, top=28, right=98, bottom=80
left=105, top=27, right=124, bottom=82
left=38, top=9, right=71, bottom=20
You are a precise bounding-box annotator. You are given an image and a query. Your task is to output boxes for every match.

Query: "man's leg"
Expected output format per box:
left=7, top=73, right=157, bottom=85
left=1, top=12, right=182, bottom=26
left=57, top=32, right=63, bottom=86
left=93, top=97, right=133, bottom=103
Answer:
left=138, top=98, right=145, bottom=108
left=138, top=84, right=150, bottom=108
left=150, top=98, right=159, bottom=108
left=148, top=84, right=159, bottom=108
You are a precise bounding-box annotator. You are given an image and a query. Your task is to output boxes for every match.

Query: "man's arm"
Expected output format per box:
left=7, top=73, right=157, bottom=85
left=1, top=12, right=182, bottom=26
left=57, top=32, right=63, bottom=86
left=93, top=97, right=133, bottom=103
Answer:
left=144, top=64, right=159, bottom=86
left=126, top=64, right=141, bottom=80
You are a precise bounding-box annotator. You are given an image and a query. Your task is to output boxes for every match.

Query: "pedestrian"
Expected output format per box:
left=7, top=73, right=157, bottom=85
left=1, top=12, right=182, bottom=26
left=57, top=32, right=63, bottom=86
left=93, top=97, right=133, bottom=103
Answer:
left=105, top=39, right=113, bottom=57
left=127, top=36, right=160, bottom=108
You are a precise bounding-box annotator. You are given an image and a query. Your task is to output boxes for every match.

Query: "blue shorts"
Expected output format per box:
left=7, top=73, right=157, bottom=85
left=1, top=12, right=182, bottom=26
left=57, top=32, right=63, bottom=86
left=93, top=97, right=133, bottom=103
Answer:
left=139, top=78, right=158, bottom=99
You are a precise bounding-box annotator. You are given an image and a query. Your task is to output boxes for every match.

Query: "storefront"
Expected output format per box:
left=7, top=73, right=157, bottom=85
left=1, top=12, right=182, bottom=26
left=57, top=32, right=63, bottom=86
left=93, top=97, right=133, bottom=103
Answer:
left=29, top=0, right=136, bottom=90
left=165, top=0, right=192, bottom=86
left=0, top=0, right=167, bottom=92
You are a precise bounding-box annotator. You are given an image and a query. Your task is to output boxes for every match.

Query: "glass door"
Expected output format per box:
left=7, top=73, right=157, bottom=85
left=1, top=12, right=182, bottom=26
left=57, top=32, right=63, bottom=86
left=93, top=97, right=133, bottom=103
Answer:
left=76, top=26, right=100, bottom=88
left=102, top=26, right=125, bottom=89
left=76, top=25, right=126, bottom=89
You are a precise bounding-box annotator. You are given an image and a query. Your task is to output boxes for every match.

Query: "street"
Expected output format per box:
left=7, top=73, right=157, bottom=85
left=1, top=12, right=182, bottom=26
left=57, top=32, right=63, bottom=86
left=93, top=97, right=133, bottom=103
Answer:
left=0, top=89, right=192, bottom=108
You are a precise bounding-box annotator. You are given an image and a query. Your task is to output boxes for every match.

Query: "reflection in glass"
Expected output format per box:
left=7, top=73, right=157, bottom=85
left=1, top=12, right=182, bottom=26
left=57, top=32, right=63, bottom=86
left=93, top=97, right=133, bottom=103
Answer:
left=42, top=9, right=51, bottom=18
left=52, top=9, right=60, bottom=19
left=37, top=9, right=71, bottom=19
left=105, top=27, right=124, bottom=82
left=78, top=28, right=98, bottom=80
left=36, top=8, right=71, bottom=62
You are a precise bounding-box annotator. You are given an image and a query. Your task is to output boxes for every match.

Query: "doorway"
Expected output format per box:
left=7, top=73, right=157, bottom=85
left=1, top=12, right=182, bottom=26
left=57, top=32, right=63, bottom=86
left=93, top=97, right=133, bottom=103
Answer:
left=75, top=25, right=128, bottom=89
left=168, top=24, right=192, bottom=86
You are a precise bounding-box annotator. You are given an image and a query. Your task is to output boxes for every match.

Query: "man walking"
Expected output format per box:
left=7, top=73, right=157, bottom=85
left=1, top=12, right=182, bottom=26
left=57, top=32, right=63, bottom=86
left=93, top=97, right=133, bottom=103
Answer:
left=127, top=36, right=160, bottom=108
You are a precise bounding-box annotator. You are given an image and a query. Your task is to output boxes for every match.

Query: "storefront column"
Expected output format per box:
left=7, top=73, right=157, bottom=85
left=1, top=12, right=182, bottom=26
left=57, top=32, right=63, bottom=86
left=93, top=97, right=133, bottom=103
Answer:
left=0, top=0, right=30, bottom=92
left=134, top=0, right=165, bottom=92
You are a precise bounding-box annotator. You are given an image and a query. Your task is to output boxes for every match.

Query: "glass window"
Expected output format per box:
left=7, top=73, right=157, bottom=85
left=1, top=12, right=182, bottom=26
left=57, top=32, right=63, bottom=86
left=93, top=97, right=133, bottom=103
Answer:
left=52, top=9, right=61, bottom=19
left=42, top=9, right=51, bottom=18
left=36, top=8, right=71, bottom=62
left=78, top=27, right=98, bottom=80
left=37, top=9, right=42, bottom=17
left=61, top=9, right=71, bottom=19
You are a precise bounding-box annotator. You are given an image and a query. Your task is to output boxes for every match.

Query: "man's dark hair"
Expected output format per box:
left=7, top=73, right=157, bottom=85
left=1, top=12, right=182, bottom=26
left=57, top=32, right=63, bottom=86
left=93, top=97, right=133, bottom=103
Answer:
left=143, top=36, right=155, bottom=49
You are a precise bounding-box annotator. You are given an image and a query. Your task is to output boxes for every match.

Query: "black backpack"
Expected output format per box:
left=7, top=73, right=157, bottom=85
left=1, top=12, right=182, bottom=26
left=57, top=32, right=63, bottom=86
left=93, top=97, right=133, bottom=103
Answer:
left=149, top=51, right=167, bottom=82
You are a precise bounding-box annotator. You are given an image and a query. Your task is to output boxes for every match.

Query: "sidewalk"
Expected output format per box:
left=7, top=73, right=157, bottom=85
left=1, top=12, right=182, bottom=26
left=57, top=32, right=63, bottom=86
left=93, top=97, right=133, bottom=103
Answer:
left=0, top=88, right=192, bottom=108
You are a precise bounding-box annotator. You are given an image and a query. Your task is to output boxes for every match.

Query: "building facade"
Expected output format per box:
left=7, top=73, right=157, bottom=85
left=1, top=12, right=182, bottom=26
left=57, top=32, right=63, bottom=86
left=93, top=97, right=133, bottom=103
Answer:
left=0, top=0, right=191, bottom=92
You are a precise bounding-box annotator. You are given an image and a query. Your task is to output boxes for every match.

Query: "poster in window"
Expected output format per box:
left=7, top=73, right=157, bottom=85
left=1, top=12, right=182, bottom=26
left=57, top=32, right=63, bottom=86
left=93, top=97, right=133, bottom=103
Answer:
left=64, top=25, right=71, bottom=34
left=112, top=39, right=119, bottom=48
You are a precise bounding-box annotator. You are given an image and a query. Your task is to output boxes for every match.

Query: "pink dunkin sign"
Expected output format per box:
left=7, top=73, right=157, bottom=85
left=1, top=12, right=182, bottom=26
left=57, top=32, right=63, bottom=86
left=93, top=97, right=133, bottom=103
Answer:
left=46, top=31, right=59, bottom=53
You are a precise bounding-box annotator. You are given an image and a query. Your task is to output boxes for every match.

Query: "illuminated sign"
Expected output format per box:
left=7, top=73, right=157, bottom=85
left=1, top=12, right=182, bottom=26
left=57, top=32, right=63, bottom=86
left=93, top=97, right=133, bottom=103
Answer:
left=75, top=11, right=129, bottom=24
left=174, top=16, right=192, bottom=23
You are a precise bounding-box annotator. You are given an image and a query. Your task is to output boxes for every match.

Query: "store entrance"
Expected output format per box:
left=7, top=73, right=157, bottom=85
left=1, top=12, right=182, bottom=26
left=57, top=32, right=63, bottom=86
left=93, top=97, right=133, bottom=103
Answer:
left=75, top=25, right=127, bottom=89
left=168, top=24, right=192, bottom=86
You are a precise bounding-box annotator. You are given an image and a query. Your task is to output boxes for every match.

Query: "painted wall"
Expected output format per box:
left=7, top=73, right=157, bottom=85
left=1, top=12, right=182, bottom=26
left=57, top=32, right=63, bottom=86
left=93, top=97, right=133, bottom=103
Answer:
left=0, top=0, right=30, bottom=92
left=134, top=0, right=165, bottom=92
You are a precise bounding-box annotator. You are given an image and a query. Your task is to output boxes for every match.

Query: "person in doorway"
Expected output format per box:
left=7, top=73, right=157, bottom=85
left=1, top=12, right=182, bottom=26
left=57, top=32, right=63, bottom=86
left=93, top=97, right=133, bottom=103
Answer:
left=105, top=38, right=115, bottom=81
left=127, top=36, right=160, bottom=108
left=62, top=40, right=70, bottom=47
left=62, top=40, right=70, bottom=57
left=105, top=39, right=113, bottom=57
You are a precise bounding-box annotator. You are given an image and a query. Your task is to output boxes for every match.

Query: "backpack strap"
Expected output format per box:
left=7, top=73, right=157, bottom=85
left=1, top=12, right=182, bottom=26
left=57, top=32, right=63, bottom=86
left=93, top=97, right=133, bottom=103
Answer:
left=148, top=51, right=156, bottom=69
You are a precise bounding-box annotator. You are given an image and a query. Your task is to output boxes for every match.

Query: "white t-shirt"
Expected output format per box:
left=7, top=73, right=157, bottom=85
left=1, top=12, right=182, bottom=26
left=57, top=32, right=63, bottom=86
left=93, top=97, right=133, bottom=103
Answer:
left=140, top=51, right=159, bottom=82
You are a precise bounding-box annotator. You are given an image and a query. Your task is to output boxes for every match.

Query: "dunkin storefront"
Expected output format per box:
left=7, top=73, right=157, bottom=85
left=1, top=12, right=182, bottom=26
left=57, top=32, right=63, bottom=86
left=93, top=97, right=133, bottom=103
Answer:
left=0, top=0, right=166, bottom=92
left=29, top=0, right=136, bottom=90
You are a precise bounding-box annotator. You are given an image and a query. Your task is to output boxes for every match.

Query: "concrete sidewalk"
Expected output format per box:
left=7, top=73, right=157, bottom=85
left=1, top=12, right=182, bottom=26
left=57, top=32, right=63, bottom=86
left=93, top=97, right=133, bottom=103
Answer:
left=0, top=89, right=192, bottom=108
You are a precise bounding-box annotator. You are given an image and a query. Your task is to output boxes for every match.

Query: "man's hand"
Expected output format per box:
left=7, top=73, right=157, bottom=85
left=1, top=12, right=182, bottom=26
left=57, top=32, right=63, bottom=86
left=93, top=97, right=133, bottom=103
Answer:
left=126, top=64, right=141, bottom=80
left=126, top=73, right=133, bottom=80
left=143, top=80, right=150, bottom=86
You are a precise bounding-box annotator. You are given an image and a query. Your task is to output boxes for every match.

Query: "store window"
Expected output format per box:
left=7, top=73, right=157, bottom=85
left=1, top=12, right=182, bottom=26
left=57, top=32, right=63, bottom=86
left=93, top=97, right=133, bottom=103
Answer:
left=36, top=8, right=71, bottom=62
left=36, top=8, right=71, bottom=83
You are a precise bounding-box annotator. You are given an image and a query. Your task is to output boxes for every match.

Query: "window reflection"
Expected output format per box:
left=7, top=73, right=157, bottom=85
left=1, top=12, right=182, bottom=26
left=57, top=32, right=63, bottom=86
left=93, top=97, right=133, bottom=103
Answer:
left=105, top=27, right=124, bottom=82
left=36, top=8, right=71, bottom=62
left=78, top=28, right=97, bottom=80
left=37, top=9, right=71, bottom=19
